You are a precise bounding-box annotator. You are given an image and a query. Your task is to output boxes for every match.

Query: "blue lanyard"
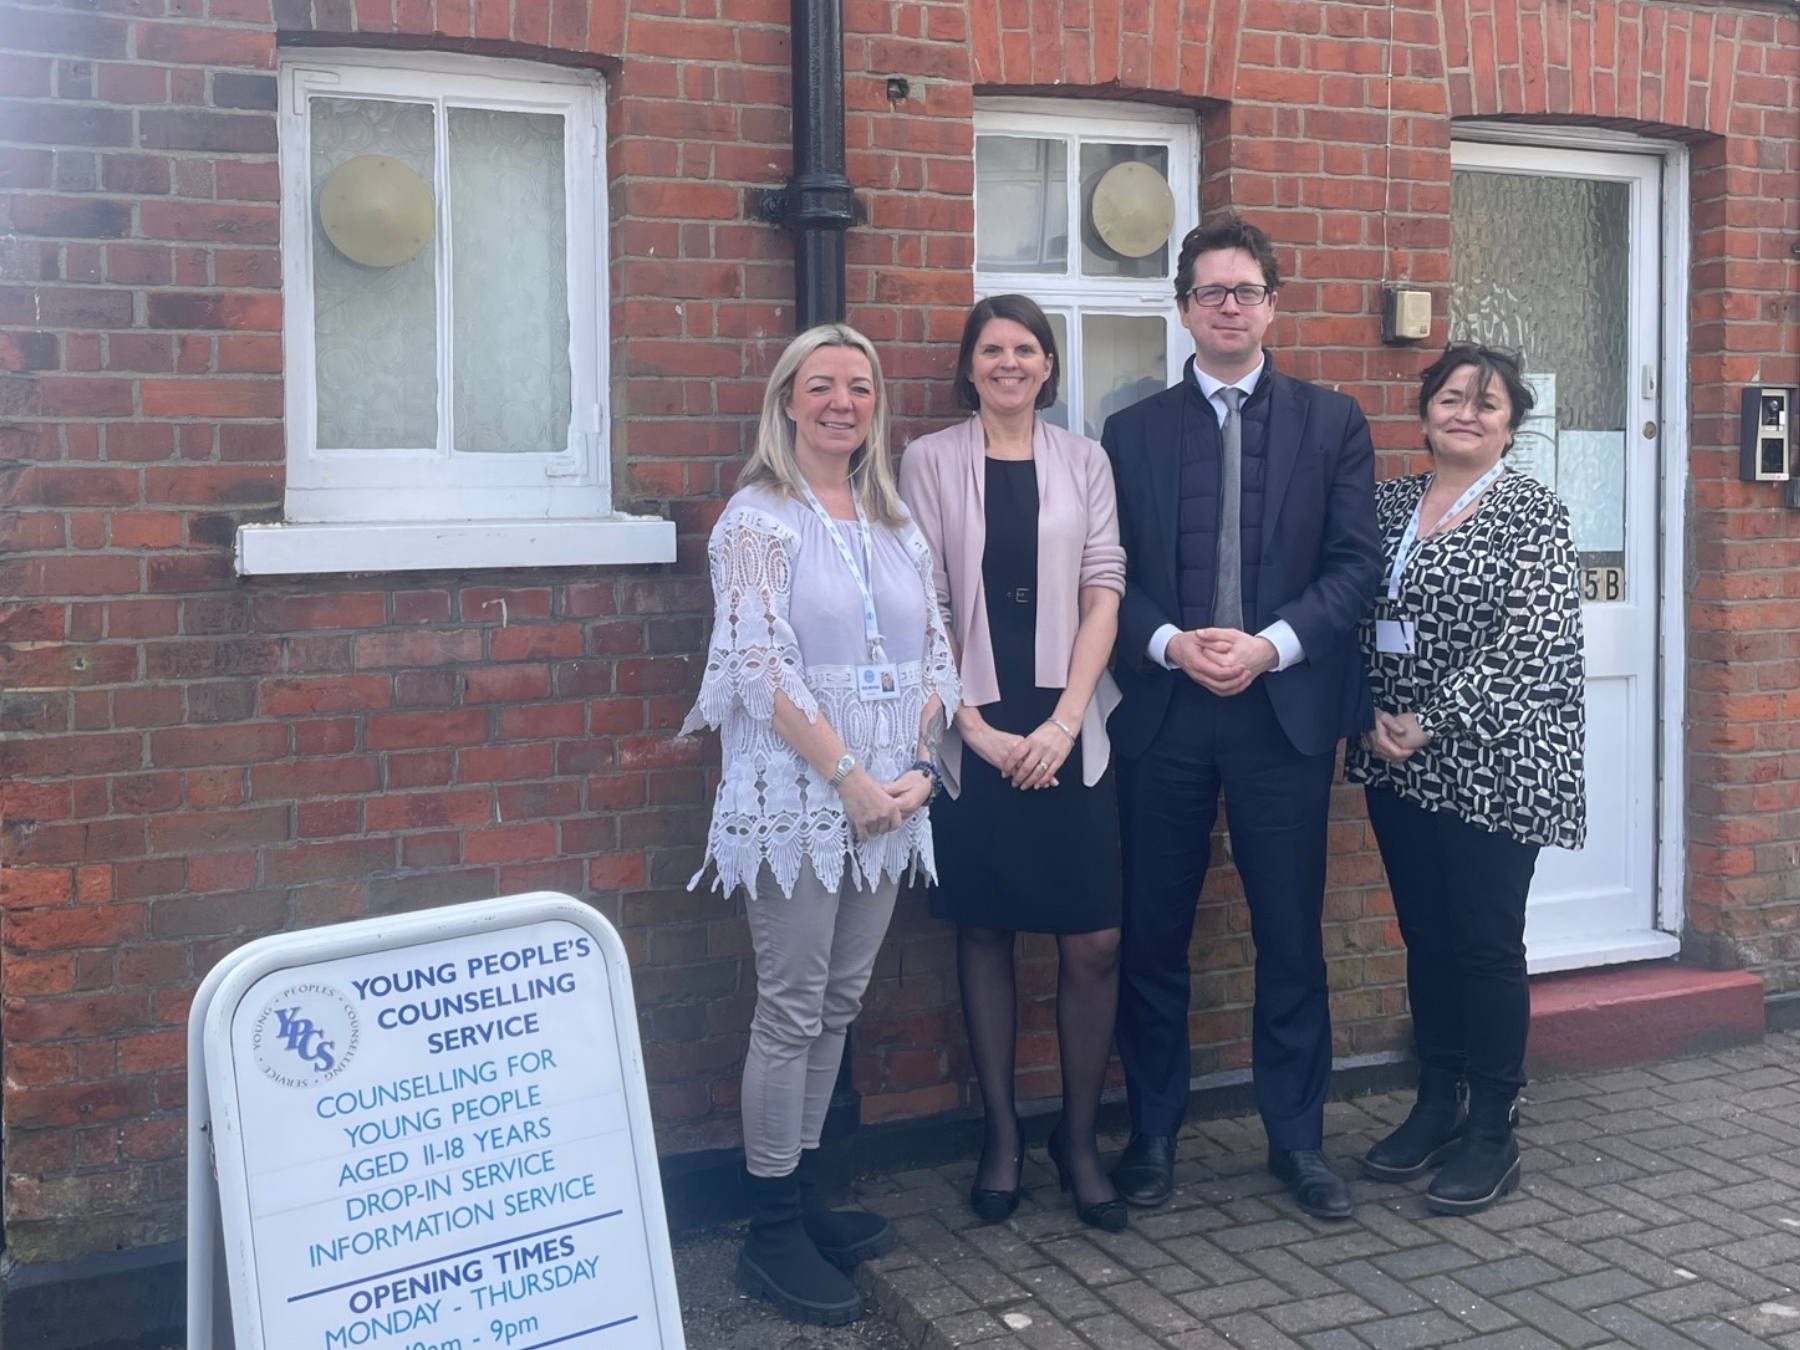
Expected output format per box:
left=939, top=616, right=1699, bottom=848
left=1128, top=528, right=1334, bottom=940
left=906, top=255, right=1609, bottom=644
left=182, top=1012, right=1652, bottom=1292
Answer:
left=1387, top=463, right=1505, bottom=601
left=796, top=480, right=887, bottom=661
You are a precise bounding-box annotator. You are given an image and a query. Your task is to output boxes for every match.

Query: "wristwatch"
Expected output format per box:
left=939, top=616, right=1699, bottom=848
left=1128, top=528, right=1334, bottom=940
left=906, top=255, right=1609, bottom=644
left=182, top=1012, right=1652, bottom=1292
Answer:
left=828, top=752, right=857, bottom=787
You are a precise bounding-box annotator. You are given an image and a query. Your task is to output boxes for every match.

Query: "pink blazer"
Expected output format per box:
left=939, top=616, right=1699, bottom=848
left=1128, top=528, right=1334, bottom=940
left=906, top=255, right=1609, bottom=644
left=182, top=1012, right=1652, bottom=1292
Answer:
left=899, top=415, right=1126, bottom=793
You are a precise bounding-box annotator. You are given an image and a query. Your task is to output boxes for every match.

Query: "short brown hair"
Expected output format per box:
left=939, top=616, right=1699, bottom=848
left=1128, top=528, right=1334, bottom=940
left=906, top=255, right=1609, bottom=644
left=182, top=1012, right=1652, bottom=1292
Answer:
left=1174, top=215, right=1281, bottom=302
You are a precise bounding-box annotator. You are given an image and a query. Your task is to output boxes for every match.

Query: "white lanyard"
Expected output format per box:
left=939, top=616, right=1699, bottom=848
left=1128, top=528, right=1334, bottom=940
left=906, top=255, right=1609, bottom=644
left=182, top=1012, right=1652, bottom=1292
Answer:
left=797, top=480, right=887, bottom=661
left=1387, top=463, right=1505, bottom=601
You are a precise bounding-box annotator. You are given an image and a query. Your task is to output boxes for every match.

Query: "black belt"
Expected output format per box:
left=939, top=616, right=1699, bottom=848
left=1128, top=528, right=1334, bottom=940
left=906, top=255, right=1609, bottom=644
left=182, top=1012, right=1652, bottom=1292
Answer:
left=996, top=586, right=1032, bottom=604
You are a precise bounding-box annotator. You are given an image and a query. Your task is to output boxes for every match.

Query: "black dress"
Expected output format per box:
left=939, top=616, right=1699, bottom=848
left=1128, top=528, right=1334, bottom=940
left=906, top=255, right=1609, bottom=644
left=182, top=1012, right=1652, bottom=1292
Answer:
left=929, top=457, right=1124, bottom=934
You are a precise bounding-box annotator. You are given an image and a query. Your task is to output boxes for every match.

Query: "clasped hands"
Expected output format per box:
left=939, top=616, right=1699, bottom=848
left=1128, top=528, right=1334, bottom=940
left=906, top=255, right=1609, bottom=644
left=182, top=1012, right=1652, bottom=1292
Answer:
left=1364, top=709, right=1431, bottom=763
left=964, top=718, right=1071, bottom=791
left=1166, top=627, right=1279, bottom=697
left=839, top=765, right=934, bottom=841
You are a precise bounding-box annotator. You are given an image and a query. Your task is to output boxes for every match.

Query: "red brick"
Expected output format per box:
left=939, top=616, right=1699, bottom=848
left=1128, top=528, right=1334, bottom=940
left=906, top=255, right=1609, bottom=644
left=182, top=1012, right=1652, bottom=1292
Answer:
left=365, top=709, right=489, bottom=750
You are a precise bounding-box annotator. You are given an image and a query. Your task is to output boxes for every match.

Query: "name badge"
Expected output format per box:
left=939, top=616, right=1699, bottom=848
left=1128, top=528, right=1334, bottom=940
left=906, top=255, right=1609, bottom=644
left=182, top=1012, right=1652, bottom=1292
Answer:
left=1375, top=619, right=1416, bottom=655
left=857, top=663, right=901, bottom=702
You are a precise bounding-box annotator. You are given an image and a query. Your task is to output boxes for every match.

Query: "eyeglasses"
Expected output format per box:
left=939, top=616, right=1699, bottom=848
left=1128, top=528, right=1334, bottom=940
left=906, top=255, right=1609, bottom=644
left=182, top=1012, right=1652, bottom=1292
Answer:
left=1179, top=283, right=1273, bottom=308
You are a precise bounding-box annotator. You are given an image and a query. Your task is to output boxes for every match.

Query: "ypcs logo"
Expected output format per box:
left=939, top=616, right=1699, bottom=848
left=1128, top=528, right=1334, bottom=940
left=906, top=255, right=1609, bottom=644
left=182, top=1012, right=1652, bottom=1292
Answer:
left=251, top=984, right=360, bottom=1088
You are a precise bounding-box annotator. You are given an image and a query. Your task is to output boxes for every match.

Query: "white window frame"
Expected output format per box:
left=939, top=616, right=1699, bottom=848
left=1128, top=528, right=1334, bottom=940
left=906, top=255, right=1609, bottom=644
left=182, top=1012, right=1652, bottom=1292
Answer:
left=241, top=50, right=673, bottom=575
left=974, top=100, right=1201, bottom=439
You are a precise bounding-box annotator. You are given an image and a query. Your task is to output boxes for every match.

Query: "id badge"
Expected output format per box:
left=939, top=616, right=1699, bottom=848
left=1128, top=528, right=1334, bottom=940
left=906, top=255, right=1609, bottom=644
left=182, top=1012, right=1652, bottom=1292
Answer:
left=857, top=663, right=901, bottom=702
left=1374, top=619, right=1416, bottom=655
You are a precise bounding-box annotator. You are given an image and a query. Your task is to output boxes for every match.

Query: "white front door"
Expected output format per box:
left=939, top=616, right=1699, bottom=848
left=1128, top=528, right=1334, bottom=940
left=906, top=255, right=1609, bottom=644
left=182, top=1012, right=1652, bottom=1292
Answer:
left=1450, top=141, right=1678, bottom=972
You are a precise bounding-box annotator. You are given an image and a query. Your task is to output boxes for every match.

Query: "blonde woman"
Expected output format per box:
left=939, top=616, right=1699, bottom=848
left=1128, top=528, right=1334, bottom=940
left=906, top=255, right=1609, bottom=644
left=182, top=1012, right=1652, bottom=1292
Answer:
left=683, top=324, right=959, bottom=1325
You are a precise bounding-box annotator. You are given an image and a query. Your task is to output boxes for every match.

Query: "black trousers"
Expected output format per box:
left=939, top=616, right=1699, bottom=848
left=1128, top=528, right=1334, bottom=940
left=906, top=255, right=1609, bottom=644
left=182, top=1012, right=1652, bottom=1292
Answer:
left=1363, top=785, right=1540, bottom=1096
left=1117, top=680, right=1336, bottom=1149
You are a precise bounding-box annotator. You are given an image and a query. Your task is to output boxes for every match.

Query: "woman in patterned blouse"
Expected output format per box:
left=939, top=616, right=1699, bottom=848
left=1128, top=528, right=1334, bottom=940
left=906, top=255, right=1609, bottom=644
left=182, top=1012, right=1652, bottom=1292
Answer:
left=683, top=324, right=960, bottom=1324
left=1343, top=343, right=1585, bottom=1216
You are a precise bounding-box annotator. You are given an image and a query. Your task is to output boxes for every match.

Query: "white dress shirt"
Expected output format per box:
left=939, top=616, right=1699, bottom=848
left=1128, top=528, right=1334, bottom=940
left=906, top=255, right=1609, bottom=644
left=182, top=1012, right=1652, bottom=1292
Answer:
left=1147, top=361, right=1305, bottom=673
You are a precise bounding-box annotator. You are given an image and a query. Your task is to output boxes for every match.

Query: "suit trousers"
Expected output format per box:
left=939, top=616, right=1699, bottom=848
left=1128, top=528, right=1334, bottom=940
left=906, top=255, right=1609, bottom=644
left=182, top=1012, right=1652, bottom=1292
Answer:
left=1363, top=785, right=1540, bottom=1097
left=1117, top=679, right=1336, bottom=1148
left=740, top=860, right=900, bottom=1177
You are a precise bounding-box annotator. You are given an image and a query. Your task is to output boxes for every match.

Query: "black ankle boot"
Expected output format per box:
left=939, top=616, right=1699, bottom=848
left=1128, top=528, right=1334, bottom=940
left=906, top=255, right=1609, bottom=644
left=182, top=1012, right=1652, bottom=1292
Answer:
left=1426, top=1087, right=1520, bottom=1215
left=796, top=1148, right=895, bottom=1268
left=736, top=1170, right=862, bottom=1324
left=1364, top=1067, right=1466, bottom=1181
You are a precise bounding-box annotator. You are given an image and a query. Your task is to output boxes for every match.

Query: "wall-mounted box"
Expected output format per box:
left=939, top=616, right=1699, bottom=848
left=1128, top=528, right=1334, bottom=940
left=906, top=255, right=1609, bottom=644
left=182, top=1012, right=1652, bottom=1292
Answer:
left=1381, top=286, right=1432, bottom=342
left=1741, top=385, right=1795, bottom=482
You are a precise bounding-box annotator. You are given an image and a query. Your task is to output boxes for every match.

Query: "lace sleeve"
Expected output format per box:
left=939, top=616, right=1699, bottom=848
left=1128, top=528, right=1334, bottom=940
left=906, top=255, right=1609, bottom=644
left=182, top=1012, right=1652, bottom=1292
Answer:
left=681, top=508, right=819, bottom=734
left=905, top=523, right=962, bottom=721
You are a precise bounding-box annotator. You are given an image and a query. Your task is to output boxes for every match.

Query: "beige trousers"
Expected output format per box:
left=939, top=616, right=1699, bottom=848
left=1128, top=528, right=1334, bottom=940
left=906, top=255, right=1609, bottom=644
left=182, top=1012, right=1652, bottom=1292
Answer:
left=740, top=861, right=901, bottom=1177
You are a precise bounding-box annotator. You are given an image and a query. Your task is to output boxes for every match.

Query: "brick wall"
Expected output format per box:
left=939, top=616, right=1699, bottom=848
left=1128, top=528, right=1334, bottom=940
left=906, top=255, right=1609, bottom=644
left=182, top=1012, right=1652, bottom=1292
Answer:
left=4, top=0, right=1799, bottom=1268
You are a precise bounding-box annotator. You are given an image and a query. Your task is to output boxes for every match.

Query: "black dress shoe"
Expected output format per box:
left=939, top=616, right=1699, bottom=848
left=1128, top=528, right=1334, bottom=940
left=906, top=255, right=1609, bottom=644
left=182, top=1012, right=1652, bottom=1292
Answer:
left=1047, top=1121, right=1129, bottom=1232
left=1268, top=1147, right=1353, bottom=1220
left=1110, top=1134, right=1177, bottom=1208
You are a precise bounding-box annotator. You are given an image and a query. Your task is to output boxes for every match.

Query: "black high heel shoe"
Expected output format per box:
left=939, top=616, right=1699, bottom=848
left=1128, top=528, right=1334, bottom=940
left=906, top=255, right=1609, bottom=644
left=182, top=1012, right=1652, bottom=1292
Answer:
left=968, top=1124, right=1023, bottom=1224
left=1046, top=1123, right=1128, bottom=1232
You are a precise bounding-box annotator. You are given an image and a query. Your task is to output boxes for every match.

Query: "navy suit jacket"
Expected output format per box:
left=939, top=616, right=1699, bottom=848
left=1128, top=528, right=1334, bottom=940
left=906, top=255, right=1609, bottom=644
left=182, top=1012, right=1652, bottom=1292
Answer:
left=1101, top=360, right=1383, bottom=760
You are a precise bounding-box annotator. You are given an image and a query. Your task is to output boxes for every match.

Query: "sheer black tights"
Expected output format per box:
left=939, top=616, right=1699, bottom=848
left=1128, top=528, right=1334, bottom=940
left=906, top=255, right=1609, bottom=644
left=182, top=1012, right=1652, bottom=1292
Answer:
left=957, top=924, right=1122, bottom=1203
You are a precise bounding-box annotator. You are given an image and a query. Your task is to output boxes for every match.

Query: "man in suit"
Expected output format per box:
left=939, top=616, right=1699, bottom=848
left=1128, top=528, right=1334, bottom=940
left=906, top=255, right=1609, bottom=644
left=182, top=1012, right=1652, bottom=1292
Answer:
left=1101, top=215, right=1382, bottom=1218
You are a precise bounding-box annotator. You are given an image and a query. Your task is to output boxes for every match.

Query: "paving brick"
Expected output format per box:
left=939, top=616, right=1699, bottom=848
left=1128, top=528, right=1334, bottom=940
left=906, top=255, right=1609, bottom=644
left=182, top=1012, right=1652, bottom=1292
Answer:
left=1586, top=1304, right=1714, bottom=1350
left=1410, top=1275, right=1520, bottom=1333
left=1452, top=1255, right=1567, bottom=1296
left=1439, top=1333, right=1560, bottom=1350
left=1096, top=1278, right=1202, bottom=1337
left=1624, top=1283, right=1748, bottom=1322
left=1326, top=1260, right=1432, bottom=1315
left=1174, top=1278, right=1293, bottom=1320
left=1542, top=1272, right=1658, bottom=1311
left=1012, top=1264, right=1110, bottom=1323
left=1493, top=1289, right=1613, bottom=1348
left=1373, top=1244, right=1482, bottom=1280
left=1210, top=1312, right=1308, bottom=1350
left=1667, top=1251, right=1792, bottom=1302
left=1261, top=1293, right=1386, bottom=1335
left=1678, top=1316, right=1792, bottom=1350
left=1352, top=1311, right=1470, bottom=1350
left=1242, top=1249, right=1347, bottom=1299
left=1068, top=1311, right=1166, bottom=1350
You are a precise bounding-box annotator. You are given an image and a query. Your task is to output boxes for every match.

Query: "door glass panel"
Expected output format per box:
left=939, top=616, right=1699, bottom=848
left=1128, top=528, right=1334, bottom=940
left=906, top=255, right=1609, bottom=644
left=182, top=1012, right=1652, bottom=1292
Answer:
left=1080, top=143, right=1170, bottom=279
left=448, top=107, right=570, bottom=455
left=1081, top=314, right=1164, bottom=439
left=976, top=136, right=1068, bottom=274
left=1451, top=170, right=1631, bottom=598
left=310, top=96, right=439, bottom=449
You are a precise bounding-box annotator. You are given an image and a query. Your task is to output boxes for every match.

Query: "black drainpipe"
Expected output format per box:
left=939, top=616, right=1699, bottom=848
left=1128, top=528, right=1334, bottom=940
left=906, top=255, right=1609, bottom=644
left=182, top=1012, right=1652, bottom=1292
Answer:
left=758, top=0, right=863, bottom=1142
left=758, top=0, right=855, bottom=328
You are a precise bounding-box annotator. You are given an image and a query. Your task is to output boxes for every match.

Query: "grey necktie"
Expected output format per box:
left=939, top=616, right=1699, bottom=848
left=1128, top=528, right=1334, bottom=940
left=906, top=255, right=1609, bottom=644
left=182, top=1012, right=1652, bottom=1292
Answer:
left=1214, top=386, right=1244, bottom=631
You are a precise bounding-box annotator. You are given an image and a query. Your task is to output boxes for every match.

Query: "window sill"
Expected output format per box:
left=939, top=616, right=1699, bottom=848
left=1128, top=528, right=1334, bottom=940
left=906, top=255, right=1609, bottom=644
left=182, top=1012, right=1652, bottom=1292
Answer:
left=234, top=515, right=678, bottom=576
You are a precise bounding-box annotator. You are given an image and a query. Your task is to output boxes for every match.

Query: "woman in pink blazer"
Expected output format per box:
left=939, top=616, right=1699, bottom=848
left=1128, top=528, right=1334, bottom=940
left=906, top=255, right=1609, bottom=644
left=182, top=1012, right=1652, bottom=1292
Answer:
left=899, top=294, right=1128, bottom=1231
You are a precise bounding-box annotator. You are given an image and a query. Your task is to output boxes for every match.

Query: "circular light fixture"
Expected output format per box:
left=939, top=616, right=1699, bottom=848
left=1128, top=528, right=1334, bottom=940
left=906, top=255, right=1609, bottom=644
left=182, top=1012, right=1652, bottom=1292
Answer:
left=318, top=154, right=435, bottom=268
left=1090, top=161, right=1176, bottom=259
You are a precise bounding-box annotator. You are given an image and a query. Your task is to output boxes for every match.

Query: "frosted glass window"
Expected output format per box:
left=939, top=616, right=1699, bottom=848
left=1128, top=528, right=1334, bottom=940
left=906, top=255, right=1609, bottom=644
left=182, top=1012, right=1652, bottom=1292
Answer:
left=449, top=108, right=570, bottom=455
left=976, top=136, right=1068, bottom=274
left=1452, top=171, right=1630, bottom=576
left=1082, top=315, right=1165, bottom=439
left=1080, top=143, right=1170, bottom=279
left=310, top=97, right=439, bottom=449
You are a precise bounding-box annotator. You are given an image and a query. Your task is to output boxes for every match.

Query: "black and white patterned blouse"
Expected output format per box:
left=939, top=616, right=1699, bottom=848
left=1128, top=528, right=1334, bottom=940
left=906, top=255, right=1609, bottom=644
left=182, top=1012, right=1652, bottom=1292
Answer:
left=1343, top=469, right=1587, bottom=849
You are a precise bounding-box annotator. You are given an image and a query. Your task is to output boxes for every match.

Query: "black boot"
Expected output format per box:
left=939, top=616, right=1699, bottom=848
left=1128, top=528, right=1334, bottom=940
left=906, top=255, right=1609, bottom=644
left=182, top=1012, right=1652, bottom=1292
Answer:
left=1426, top=1087, right=1520, bottom=1215
left=736, top=1170, right=862, bottom=1325
left=1364, top=1067, right=1466, bottom=1181
left=796, top=1148, right=895, bottom=1268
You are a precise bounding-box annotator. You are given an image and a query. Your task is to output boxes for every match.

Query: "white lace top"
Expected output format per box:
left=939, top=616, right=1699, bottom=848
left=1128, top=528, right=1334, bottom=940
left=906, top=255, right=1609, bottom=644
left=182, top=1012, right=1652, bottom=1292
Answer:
left=682, top=484, right=962, bottom=898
